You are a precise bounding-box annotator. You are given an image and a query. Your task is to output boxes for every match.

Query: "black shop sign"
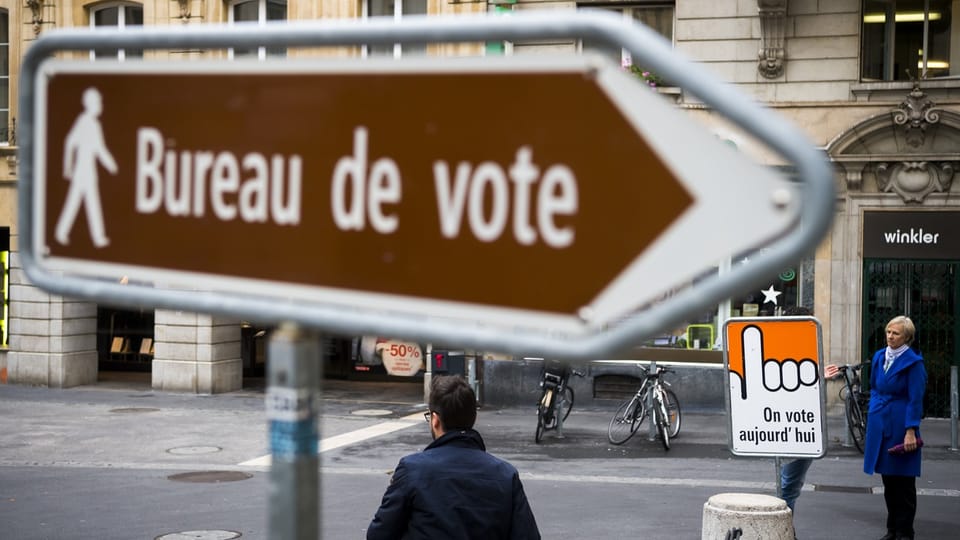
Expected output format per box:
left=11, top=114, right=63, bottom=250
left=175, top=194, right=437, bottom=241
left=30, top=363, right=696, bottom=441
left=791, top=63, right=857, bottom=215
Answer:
left=863, top=211, right=960, bottom=260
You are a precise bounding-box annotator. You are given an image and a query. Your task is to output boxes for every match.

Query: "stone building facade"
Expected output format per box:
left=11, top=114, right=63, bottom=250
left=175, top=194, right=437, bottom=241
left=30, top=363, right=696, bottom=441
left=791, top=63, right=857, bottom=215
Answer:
left=0, top=1, right=956, bottom=413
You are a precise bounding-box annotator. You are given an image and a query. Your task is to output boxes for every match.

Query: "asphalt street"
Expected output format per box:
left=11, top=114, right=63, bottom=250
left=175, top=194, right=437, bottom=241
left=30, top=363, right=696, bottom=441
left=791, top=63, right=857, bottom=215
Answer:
left=0, top=377, right=957, bottom=539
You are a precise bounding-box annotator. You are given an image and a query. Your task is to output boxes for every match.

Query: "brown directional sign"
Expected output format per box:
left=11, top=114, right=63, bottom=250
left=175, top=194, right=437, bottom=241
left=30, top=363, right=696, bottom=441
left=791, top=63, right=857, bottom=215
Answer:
left=35, top=57, right=794, bottom=331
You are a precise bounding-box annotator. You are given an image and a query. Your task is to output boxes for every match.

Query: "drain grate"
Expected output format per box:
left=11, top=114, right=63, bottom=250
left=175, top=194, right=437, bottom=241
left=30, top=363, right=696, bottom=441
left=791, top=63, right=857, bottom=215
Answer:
left=814, top=484, right=873, bottom=494
left=109, top=407, right=160, bottom=414
left=167, top=471, right=253, bottom=483
left=155, top=530, right=241, bottom=540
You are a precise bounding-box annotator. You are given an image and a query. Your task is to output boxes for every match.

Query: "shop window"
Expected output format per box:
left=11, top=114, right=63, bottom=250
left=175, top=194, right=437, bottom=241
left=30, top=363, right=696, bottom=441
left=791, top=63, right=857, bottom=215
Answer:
left=862, top=0, right=957, bottom=81
left=640, top=252, right=814, bottom=350
left=579, top=2, right=674, bottom=81
left=228, top=0, right=287, bottom=59
left=0, top=10, right=9, bottom=145
left=363, top=0, right=427, bottom=58
left=90, top=3, right=143, bottom=60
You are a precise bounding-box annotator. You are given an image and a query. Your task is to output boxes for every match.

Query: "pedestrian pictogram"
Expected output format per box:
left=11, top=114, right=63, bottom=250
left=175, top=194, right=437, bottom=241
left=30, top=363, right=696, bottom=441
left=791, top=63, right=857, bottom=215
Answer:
left=724, top=317, right=826, bottom=457
left=55, top=87, right=117, bottom=248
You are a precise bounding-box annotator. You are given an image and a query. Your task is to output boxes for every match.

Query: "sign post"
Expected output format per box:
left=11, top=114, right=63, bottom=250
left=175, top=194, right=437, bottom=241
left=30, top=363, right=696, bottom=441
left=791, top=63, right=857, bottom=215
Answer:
left=266, top=323, right=321, bottom=540
left=723, top=317, right=827, bottom=458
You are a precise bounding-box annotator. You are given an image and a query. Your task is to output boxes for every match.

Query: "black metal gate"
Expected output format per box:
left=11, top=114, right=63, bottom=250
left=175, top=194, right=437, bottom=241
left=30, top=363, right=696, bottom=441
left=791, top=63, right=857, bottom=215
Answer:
left=862, top=260, right=958, bottom=418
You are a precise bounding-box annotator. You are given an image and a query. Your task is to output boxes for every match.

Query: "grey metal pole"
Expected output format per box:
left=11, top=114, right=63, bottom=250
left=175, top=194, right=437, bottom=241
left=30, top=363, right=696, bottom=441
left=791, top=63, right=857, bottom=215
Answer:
left=648, top=361, right=657, bottom=441
left=951, top=365, right=958, bottom=451
left=267, top=322, right=321, bottom=540
left=774, top=457, right=783, bottom=498
left=842, top=397, right=853, bottom=448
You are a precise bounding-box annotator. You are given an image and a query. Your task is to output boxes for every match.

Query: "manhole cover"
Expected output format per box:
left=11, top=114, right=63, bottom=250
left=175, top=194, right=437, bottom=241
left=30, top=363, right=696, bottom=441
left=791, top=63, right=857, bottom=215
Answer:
left=109, top=407, right=160, bottom=414
left=167, top=471, right=253, bottom=483
left=351, top=409, right=393, bottom=417
left=167, top=446, right=222, bottom=455
left=155, top=531, right=241, bottom=540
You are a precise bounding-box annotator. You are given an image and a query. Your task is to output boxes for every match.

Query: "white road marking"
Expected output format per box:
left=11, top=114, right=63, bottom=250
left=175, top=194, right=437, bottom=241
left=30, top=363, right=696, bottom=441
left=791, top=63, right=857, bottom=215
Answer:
left=239, top=412, right=423, bottom=467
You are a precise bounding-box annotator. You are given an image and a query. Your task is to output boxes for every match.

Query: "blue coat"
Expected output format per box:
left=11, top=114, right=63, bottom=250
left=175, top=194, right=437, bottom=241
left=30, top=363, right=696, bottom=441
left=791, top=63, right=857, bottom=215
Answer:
left=367, top=429, right=540, bottom=540
left=862, top=347, right=926, bottom=477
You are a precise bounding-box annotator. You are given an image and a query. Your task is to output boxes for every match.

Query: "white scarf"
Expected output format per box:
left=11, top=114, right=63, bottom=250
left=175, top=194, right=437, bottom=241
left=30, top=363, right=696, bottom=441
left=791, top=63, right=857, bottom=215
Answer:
left=884, top=344, right=909, bottom=372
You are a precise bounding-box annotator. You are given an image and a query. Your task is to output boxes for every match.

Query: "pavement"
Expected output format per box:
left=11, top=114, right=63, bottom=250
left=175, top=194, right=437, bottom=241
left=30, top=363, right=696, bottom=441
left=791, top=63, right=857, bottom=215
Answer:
left=1, top=374, right=958, bottom=539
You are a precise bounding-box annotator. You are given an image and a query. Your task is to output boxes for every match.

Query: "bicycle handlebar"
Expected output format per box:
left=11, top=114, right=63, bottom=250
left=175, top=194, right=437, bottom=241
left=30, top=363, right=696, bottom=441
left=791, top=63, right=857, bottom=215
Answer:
left=836, top=364, right=862, bottom=372
left=635, top=364, right=675, bottom=378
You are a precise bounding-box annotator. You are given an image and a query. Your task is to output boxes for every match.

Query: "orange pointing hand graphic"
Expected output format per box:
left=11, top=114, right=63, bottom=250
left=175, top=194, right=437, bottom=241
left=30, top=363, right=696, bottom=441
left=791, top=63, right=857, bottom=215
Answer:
left=727, top=322, right=822, bottom=455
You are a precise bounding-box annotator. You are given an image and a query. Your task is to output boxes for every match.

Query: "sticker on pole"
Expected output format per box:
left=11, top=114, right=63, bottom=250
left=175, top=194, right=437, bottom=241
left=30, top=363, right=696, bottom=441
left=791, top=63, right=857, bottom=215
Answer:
left=723, top=317, right=826, bottom=458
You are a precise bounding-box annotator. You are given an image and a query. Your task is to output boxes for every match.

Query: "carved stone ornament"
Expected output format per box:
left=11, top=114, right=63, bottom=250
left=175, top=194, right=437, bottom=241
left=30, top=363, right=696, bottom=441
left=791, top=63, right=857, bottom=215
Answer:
left=875, top=161, right=955, bottom=202
left=176, top=0, right=191, bottom=21
left=892, top=83, right=942, bottom=148
left=26, top=0, right=44, bottom=35
left=758, top=0, right=787, bottom=79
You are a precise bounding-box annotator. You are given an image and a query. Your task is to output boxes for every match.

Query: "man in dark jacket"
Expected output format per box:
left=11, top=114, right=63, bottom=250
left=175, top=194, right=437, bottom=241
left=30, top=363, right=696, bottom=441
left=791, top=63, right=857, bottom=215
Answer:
left=367, top=375, right=540, bottom=540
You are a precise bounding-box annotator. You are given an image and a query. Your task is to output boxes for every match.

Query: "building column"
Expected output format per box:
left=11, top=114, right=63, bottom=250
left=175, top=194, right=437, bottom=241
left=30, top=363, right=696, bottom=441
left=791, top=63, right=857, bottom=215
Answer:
left=6, top=252, right=98, bottom=387
left=152, top=310, right=242, bottom=394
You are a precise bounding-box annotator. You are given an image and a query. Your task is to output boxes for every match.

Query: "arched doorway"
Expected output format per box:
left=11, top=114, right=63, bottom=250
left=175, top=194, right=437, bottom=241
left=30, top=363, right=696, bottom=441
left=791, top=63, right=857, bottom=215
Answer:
left=826, top=84, right=960, bottom=417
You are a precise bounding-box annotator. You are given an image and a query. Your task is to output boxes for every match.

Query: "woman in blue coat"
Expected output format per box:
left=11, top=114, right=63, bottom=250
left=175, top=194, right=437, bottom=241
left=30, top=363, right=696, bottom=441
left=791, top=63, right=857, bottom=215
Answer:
left=863, top=315, right=926, bottom=540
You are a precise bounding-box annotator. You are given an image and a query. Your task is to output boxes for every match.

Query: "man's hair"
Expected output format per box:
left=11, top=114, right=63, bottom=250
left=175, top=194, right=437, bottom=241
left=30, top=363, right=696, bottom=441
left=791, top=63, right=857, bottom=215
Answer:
left=429, top=375, right=477, bottom=431
left=784, top=306, right=812, bottom=316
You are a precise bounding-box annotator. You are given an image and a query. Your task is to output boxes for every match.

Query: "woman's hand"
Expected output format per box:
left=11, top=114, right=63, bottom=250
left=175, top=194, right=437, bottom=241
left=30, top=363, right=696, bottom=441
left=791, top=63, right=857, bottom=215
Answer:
left=903, top=428, right=918, bottom=452
left=824, top=364, right=840, bottom=379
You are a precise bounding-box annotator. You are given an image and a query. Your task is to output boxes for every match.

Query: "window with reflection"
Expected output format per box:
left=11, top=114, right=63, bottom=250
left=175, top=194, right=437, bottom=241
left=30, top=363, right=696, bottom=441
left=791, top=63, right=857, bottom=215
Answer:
left=0, top=9, right=8, bottom=144
left=90, top=3, right=143, bottom=60
left=228, top=0, right=287, bottom=59
left=579, top=2, right=674, bottom=80
left=639, top=252, right=814, bottom=350
left=364, top=0, right=428, bottom=57
left=862, top=0, right=958, bottom=81
left=1, top=226, right=8, bottom=347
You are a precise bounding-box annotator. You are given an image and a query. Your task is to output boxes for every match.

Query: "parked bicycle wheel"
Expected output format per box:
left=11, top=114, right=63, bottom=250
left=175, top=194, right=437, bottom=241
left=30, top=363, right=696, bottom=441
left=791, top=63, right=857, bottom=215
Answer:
left=664, top=388, right=682, bottom=438
left=539, top=388, right=556, bottom=428
left=608, top=396, right=642, bottom=445
left=535, top=412, right=545, bottom=444
left=655, top=394, right=671, bottom=451
left=559, top=386, right=575, bottom=422
left=845, top=392, right=866, bottom=453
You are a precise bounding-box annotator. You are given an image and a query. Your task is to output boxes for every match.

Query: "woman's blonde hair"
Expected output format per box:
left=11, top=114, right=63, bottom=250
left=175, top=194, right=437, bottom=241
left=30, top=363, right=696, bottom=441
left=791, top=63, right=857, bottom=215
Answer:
left=887, top=315, right=915, bottom=344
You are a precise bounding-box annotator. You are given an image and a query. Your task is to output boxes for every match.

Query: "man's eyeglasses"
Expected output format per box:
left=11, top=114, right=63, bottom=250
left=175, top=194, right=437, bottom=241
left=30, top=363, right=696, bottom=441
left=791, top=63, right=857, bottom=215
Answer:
left=423, top=411, right=432, bottom=423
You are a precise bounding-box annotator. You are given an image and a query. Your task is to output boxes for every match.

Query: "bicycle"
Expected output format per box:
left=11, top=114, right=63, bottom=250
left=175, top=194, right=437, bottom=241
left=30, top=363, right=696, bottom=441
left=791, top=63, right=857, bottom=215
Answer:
left=535, top=360, right=585, bottom=443
left=607, top=363, right=681, bottom=450
left=834, top=363, right=869, bottom=453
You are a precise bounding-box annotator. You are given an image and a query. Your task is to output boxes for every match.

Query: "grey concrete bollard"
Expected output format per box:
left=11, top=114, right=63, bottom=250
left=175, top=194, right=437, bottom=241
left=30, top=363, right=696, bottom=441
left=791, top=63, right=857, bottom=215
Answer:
left=701, top=493, right=793, bottom=540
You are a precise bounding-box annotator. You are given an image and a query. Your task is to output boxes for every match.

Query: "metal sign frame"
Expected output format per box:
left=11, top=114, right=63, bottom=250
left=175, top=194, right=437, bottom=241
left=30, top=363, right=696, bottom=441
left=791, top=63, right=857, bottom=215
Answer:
left=18, top=11, right=835, bottom=360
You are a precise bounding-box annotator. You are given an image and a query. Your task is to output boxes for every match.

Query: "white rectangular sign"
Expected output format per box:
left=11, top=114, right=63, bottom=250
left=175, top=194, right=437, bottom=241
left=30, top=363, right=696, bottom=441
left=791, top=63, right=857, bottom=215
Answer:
left=723, top=317, right=827, bottom=458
